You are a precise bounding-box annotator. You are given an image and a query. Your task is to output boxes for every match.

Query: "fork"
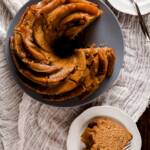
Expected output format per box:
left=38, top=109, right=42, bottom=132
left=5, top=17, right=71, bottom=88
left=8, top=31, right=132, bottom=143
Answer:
left=129, top=0, right=150, bottom=40
left=123, top=141, right=131, bottom=150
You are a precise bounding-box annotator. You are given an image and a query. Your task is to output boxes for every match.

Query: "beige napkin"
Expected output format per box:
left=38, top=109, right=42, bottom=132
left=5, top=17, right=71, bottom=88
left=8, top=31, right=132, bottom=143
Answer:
left=0, top=0, right=150, bottom=149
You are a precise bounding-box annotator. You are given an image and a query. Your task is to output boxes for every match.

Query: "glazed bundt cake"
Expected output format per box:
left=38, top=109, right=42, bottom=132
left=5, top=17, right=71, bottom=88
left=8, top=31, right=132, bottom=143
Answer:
left=10, top=0, right=116, bottom=101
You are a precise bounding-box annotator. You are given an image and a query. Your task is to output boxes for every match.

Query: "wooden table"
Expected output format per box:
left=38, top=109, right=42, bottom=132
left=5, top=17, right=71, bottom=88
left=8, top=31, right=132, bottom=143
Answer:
left=137, top=108, right=150, bottom=149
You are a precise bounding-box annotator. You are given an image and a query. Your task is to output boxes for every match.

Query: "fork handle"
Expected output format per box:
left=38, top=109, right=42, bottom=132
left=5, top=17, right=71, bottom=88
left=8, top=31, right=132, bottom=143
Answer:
left=133, top=2, right=150, bottom=38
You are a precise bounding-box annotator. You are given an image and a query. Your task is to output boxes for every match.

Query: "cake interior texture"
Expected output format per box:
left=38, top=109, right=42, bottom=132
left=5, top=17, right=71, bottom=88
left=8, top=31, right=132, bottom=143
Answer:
left=81, top=117, right=133, bottom=150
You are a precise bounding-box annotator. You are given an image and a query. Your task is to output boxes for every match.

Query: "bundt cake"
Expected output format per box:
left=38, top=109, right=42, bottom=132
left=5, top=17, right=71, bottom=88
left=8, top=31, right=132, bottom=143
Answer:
left=10, top=0, right=116, bottom=101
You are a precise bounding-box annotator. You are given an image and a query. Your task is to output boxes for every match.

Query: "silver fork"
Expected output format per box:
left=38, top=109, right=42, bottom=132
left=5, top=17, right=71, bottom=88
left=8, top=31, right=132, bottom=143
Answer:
left=123, top=141, right=132, bottom=150
left=129, top=0, right=150, bottom=40
left=123, top=141, right=131, bottom=150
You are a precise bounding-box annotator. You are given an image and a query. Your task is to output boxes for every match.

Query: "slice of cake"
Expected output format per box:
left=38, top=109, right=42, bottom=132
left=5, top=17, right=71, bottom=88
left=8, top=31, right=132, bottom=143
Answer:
left=81, top=117, right=133, bottom=150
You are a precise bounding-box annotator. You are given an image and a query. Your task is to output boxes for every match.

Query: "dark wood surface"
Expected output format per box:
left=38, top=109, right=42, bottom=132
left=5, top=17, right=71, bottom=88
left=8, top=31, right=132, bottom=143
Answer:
left=137, top=108, right=150, bottom=150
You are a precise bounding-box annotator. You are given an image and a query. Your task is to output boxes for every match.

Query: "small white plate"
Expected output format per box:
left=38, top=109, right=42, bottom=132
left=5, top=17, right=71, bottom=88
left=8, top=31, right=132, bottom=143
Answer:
left=108, top=0, right=150, bottom=15
left=67, top=106, right=142, bottom=150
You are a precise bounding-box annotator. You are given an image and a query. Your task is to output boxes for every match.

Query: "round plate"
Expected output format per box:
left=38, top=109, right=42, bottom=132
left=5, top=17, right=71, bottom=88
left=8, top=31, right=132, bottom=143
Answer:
left=5, top=0, right=124, bottom=107
left=108, top=0, right=150, bottom=15
left=67, top=106, right=142, bottom=150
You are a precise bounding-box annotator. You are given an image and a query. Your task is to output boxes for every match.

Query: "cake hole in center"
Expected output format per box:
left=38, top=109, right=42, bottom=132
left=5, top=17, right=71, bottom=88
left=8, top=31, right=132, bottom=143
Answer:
left=53, top=36, right=83, bottom=58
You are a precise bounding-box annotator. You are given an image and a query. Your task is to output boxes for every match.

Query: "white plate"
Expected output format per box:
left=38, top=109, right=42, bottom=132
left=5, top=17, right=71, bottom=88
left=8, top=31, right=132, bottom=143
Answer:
left=67, top=106, right=142, bottom=150
left=108, top=0, right=150, bottom=15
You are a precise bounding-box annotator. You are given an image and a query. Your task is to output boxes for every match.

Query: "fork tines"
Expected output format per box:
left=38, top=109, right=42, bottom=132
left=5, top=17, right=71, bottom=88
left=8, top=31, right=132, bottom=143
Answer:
left=123, top=141, right=131, bottom=150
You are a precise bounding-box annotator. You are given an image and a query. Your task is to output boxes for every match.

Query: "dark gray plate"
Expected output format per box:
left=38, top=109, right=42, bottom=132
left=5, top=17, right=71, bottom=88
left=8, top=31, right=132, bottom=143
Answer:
left=5, top=0, right=124, bottom=107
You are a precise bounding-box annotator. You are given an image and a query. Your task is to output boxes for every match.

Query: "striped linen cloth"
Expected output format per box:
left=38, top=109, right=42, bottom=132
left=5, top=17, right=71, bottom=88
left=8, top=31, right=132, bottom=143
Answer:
left=0, top=0, right=150, bottom=149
